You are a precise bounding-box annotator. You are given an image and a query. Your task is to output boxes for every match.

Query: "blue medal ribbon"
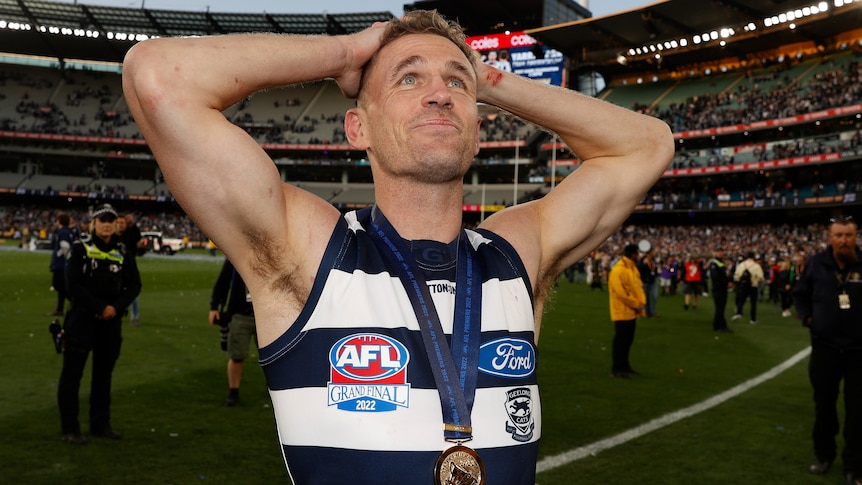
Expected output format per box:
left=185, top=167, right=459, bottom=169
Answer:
left=368, top=207, right=482, bottom=442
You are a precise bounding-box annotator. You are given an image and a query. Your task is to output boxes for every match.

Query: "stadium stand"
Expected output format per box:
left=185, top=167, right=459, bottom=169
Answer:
left=1, top=0, right=861, bottom=243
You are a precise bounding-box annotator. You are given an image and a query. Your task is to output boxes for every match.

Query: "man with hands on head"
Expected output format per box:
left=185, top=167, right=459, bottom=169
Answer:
left=123, top=10, right=673, bottom=484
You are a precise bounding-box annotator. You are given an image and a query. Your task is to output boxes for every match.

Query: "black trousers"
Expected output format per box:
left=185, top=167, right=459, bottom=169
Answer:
left=808, top=344, right=862, bottom=474
left=51, top=270, right=67, bottom=313
left=57, top=311, right=123, bottom=435
left=612, top=319, right=637, bottom=373
left=712, top=289, right=728, bottom=330
left=735, top=286, right=758, bottom=320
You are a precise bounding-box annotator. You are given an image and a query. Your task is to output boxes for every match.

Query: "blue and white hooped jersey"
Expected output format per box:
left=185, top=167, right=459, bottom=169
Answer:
left=259, top=207, right=540, bottom=485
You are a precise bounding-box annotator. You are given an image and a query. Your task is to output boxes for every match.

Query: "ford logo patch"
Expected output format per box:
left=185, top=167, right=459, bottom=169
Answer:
left=478, top=337, right=535, bottom=378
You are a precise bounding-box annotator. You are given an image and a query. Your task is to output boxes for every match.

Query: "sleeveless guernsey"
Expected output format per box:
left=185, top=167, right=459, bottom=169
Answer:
left=259, top=207, right=540, bottom=484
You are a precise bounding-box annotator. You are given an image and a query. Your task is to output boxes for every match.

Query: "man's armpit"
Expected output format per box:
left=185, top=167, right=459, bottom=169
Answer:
left=244, top=228, right=303, bottom=300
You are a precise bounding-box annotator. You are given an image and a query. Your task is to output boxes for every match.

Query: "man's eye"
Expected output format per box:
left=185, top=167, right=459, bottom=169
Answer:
left=449, top=78, right=465, bottom=88
left=400, top=75, right=417, bottom=85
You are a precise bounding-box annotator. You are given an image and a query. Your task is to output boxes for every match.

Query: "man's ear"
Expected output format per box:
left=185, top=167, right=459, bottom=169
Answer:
left=345, top=108, right=369, bottom=150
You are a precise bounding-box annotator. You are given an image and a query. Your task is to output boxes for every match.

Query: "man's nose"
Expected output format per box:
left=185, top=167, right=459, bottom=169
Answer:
left=423, top=77, right=452, bottom=107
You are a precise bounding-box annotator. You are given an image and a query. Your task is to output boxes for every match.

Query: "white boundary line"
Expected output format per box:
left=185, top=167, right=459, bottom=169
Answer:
left=536, top=346, right=811, bottom=474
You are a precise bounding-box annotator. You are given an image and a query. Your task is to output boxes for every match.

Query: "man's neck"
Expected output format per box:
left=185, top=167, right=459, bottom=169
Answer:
left=374, top=180, right=465, bottom=242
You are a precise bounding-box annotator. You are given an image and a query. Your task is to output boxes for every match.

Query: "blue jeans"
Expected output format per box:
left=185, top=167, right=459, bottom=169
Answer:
left=643, top=280, right=659, bottom=316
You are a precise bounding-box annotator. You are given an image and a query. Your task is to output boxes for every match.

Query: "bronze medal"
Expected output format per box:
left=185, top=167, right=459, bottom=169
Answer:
left=434, top=444, right=485, bottom=485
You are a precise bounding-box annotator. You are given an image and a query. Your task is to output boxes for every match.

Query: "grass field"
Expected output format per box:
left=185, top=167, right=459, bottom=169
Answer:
left=0, top=246, right=850, bottom=484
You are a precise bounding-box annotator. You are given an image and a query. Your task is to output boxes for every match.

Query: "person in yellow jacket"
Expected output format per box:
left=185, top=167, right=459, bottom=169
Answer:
left=608, top=243, right=647, bottom=378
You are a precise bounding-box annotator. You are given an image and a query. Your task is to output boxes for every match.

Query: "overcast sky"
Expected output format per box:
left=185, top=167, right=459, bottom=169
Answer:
left=53, top=0, right=650, bottom=19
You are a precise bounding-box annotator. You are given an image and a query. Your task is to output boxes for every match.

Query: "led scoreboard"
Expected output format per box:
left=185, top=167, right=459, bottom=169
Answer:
left=466, top=32, right=566, bottom=87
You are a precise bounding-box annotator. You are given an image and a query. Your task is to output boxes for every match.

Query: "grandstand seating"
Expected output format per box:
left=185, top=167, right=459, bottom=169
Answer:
left=1, top=2, right=861, bottom=237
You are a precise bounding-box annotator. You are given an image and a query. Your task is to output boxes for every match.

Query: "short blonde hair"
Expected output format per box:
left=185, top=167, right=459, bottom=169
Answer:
left=357, top=10, right=475, bottom=103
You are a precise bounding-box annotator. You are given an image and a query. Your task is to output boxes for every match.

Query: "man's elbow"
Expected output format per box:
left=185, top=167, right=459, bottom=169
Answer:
left=647, top=118, right=675, bottom=172
left=122, top=40, right=171, bottom=113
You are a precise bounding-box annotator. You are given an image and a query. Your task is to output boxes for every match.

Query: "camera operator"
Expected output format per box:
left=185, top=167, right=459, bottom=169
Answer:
left=208, top=258, right=256, bottom=406
left=57, top=204, right=142, bottom=445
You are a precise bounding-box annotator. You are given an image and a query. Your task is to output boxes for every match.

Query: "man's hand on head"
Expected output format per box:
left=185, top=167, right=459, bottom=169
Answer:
left=336, top=21, right=388, bottom=99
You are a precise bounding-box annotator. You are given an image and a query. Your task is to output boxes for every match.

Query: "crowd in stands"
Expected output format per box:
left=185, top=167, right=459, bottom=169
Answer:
left=1, top=51, right=860, bottom=223
left=1, top=52, right=859, bottom=143
left=0, top=68, right=138, bottom=138
left=0, top=64, right=542, bottom=146
left=638, top=57, right=861, bottom=133
left=1, top=205, right=205, bottom=245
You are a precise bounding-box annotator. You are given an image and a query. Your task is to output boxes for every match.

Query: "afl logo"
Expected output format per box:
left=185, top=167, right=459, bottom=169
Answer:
left=329, top=334, right=410, bottom=381
left=328, top=333, right=412, bottom=412
left=478, top=337, right=535, bottom=378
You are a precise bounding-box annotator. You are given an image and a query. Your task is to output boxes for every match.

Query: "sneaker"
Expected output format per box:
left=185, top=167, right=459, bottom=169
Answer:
left=731, top=314, right=742, bottom=320
left=225, top=395, right=239, bottom=407
left=90, top=428, right=122, bottom=439
left=62, top=433, right=88, bottom=445
left=129, top=319, right=139, bottom=326
left=750, top=320, right=758, bottom=325
left=808, top=460, right=831, bottom=475
left=781, top=309, right=792, bottom=317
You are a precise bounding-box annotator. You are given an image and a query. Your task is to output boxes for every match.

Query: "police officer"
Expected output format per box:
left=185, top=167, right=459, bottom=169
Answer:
left=57, top=204, right=142, bottom=445
left=708, top=247, right=733, bottom=333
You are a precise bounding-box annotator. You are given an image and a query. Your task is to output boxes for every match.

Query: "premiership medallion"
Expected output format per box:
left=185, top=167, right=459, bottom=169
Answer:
left=434, top=445, right=485, bottom=485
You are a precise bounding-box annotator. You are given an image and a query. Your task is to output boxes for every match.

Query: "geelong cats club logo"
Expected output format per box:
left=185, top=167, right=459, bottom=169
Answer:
left=327, top=333, right=411, bottom=412
left=505, top=387, right=535, bottom=442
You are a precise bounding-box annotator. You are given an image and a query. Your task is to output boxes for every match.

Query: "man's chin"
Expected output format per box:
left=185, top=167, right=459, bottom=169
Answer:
left=835, top=247, right=859, bottom=266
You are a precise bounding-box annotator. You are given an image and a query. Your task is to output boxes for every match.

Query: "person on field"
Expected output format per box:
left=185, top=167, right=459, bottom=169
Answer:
left=115, top=213, right=142, bottom=326
left=49, top=212, right=74, bottom=316
left=683, top=254, right=704, bottom=310
left=57, top=204, right=142, bottom=445
left=793, top=216, right=862, bottom=484
left=209, top=258, right=256, bottom=407
left=123, top=10, right=673, bottom=483
left=708, top=247, right=733, bottom=333
left=732, top=251, right=765, bottom=324
left=608, top=243, right=647, bottom=378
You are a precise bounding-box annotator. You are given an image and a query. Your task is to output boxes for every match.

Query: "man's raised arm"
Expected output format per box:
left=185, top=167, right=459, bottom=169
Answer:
left=121, top=27, right=385, bottom=267
left=476, top=63, right=675, bottom=287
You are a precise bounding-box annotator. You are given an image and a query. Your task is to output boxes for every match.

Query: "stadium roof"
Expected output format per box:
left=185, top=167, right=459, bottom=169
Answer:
left=527, top=0, right=862, bottom=79
left=1, top=0, right=859, bottom=79
left=0, top=0, right=393, bottom=63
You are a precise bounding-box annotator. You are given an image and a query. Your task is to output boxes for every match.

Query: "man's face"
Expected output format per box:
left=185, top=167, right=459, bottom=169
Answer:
left=115, top=217, right=127, bottom=233
left=829, top=222, right=858, bottom=264
left=349, top=34, right=481, bottom=184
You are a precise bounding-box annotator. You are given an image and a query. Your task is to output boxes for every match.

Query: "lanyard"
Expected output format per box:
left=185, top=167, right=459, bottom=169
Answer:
left=367, top=207, right=482, bottom=442
left=836, top=270, right=852, bottom=293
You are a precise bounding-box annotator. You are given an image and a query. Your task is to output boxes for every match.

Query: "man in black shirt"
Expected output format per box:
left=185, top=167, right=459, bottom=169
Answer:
left=794, top=217, right=862, bottom=484
left=209, top=259, right=256, bottom=406
left=708, top=247, right=732, bottom=333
